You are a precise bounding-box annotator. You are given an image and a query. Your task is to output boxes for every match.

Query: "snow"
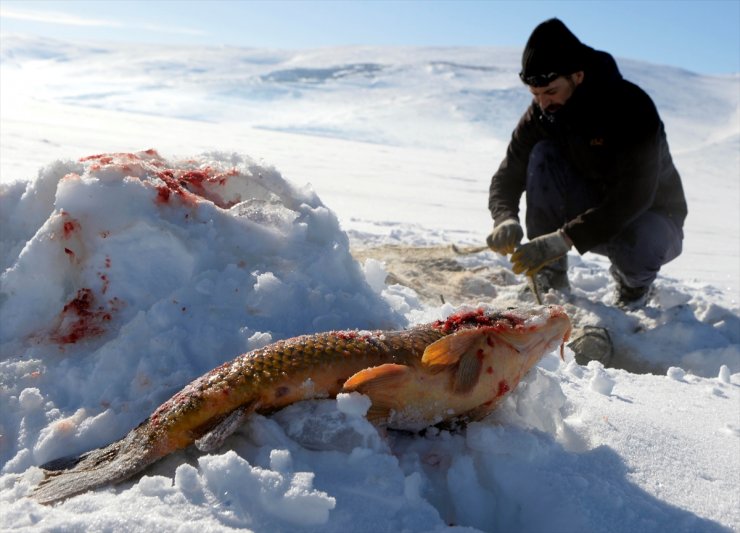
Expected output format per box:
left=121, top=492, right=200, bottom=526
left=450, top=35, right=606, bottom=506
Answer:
left=1, top=35, right=739, bottom=532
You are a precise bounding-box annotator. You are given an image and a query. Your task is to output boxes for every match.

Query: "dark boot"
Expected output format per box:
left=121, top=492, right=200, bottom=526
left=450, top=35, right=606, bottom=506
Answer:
left=535, top=266, right=570, bottom=293
left=534, top=255, right=570, bottom=293
left=611, top=267, right=651, bottom=309
left=613, top=282, right=651, bottom=310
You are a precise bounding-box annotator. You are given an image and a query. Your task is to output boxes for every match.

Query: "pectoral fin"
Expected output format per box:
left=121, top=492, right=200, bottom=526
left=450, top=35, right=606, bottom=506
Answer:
left=342, top=364, right=412, bottom=425
left=422, top=330, right=487, bottom=394
left=421, top=329, right=484, bottom=366
left=194, top=403, right=253, bottom=452
left=453, top=349, right=484, bottom=394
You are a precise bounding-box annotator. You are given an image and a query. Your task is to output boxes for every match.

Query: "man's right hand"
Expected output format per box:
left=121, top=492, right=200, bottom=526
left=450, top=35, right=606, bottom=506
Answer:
left=486, top=219, right=523, bottom=255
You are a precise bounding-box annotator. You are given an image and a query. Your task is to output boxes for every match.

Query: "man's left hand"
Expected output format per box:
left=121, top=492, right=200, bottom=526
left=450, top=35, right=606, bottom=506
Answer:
left=511, top=230, right=572, bottom=276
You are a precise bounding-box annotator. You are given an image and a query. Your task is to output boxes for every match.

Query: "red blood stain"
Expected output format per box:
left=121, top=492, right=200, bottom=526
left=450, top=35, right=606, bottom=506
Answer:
left=497, top=380, right=511, bottom=397
left=80, top=152, right=142, bottom=164
left=152, top=166, right=240, bottom=209
left=476, top=348, right=485, bottom=361
left=97, top=257, right=113, bottom=293
left=64, top=248, right=75, bottom=260
left=156, top=184, right=172, bottom=204
left=52, top=289, right=102, bottom=344
left=51, top=289, right=124, bottom=344
left=336, top=331, right=360, bottom=341
left=99, top=273, right=109, bottom=294
left=80, top=154, right=114, bottom=164
left=486, top=366, right=493, bottom=374
left=154, top=169, right=200, bottom=207
left=433, top=308, right=527, bottom=334
left=60, top=213, right=81, bottom=239
left=433, top=308, right=487, bottom=333
left=78, top=151, right=241, bottom=209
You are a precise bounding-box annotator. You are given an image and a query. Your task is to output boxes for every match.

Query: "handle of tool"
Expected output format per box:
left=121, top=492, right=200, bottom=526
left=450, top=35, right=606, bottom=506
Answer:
left=527, top=274, right=543, bottom=305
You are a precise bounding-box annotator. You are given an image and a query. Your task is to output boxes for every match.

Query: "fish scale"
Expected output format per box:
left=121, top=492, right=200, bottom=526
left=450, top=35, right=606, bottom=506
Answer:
left=32, top=305, right=570, bottom=505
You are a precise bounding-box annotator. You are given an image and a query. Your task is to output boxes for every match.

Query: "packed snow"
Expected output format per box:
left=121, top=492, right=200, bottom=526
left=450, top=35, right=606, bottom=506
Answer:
left=0, top=35, right=738, bottom=532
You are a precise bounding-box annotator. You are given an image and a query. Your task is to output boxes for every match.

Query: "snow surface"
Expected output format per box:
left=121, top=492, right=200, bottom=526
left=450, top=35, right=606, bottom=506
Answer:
left=0, top=36, right=739, bottom=532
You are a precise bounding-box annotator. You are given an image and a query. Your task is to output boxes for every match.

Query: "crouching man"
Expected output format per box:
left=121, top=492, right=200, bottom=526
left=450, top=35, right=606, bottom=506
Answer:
left=487, top=18, right=687, bottom=308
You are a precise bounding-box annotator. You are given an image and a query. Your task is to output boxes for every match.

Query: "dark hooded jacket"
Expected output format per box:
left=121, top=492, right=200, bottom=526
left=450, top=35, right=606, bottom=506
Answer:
left=488, top=48, right=688, bottom=253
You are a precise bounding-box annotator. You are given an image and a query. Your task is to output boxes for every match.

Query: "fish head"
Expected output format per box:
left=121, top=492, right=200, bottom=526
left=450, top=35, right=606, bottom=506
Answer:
left=424, top=305, right=572, bottom=395
left=432, top=305, right=572, bottom=357
left=485, top=305, right=572, bottom=358
left=341, top=306, right=571, bottom=431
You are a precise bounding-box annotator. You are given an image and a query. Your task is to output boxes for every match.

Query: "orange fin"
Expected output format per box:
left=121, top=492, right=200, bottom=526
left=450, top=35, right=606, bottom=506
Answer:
left=342, top=364, right=412, bottom=425
left=421, top=329, right=484, bottom=366
left=423, top=330, right=488, bottom=394
left=343, top=363, right=411, bottom=391
left=453, top=348, right=484, bottom=394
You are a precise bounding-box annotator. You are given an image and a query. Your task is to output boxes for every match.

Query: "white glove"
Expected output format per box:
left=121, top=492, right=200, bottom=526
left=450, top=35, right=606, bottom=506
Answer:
left=486, top=219, right=523, bottom=255
left=511, top=230, right=571, bottom=276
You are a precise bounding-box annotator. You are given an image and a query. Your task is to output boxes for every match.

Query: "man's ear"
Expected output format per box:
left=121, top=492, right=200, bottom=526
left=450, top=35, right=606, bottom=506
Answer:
left=571, top=71, right=585, bottom=86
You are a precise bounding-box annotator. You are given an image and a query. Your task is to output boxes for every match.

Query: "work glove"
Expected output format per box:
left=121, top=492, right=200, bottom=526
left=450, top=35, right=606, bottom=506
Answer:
left=486, top=219, right=523, bottom=255
left=511, top=230, right=572, bottom=276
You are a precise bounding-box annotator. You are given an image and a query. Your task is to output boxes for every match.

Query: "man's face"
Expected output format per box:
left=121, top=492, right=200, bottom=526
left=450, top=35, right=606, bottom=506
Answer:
left=528, top=72, right=584, bottom=114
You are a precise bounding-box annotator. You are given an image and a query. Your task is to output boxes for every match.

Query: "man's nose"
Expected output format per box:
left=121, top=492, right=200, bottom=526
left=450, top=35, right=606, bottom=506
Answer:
left=538, top=95, right=551, bottom=109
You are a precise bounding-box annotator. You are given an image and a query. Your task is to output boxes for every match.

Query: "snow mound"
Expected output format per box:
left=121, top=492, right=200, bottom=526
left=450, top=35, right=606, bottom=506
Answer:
left=0, top=149, right=401, bottom=471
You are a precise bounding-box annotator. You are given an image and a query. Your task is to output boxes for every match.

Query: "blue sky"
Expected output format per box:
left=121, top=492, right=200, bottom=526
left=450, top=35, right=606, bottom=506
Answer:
left=1, top=0, right=738, bottom=74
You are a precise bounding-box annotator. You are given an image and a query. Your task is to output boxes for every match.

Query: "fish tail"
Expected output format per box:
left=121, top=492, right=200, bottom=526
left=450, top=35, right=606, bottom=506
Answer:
left=32, top=422, right=164, bottom=505
left=32, top=366, right=258, bottom=504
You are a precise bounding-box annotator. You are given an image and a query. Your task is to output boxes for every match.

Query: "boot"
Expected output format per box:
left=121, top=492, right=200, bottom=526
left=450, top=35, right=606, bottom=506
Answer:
left=611, top=266, right=651, bottom=309
left=536, top=254, right=570, bottom=293
left=535, top=266, right=570, bottom=293
left=613, top=282, right=651, bottom=310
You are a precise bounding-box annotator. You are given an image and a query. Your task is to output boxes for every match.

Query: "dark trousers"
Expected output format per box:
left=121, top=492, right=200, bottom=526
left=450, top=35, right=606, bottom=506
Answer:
left=525, top=141, right=683, bottom=289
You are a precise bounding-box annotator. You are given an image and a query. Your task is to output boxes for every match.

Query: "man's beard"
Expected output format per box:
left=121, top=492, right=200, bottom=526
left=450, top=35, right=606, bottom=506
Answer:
left=541, top=103, right=563, bottom=123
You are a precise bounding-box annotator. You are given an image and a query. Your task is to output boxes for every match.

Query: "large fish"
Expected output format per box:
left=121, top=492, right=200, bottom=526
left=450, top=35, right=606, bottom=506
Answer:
left=32, top=305, right=571, bottom=504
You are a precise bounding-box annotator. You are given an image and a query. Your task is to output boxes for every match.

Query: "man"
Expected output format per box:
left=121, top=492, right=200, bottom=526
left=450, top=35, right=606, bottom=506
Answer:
left=487, top=18, right=687, bottom=308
